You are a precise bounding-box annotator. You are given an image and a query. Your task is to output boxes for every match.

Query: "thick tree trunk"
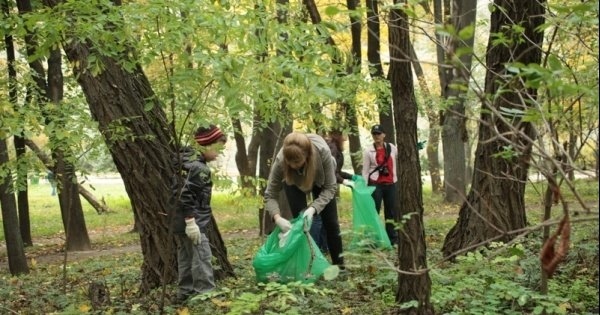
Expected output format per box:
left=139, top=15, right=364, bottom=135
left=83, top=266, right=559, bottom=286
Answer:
left=0, top=139, right=30, bottom=275
left=442, top=0, right=545, bottom=257
left=67, top=51, right=187, bottom=290
left=388, top=2, right=433, bottom=313
left=41, top=0, right=234, bottom=290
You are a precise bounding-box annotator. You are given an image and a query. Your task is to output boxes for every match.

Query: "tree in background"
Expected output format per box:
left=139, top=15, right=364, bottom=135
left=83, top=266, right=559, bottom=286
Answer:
left=15, top=0, right=92, bottom=251
left=1, top=0, right=29, bottom=274
left=442, top=0, right=546, bottom=256
left=388, top=1, right=433, bottom=313
left=439, top=0, right=477, bottom=203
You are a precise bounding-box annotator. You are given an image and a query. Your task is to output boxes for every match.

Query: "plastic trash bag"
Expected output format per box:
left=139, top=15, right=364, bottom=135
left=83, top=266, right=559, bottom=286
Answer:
left=349, top=176, right=392, bottom=250
left=253, top=216, right=332, bottom=283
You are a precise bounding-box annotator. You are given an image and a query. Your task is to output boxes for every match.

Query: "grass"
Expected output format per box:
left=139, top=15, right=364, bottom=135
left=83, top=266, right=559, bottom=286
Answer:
left=0, top=176, right=598, bottom=314
left=1, top=180, right=134, bottom=243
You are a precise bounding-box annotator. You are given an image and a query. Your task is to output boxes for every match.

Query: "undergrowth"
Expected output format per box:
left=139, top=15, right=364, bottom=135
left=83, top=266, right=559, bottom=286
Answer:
left=0, top=179, right=597, bottom=314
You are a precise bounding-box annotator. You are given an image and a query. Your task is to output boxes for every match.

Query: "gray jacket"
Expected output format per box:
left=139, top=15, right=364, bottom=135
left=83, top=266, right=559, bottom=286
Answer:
left=170, top=147, right=212, bottom=234
left=264, top=134, right=337, bottom=217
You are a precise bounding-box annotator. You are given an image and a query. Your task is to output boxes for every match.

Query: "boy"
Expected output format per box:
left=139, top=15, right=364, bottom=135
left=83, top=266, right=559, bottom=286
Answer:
left=171, top=125, right=226, bottom=303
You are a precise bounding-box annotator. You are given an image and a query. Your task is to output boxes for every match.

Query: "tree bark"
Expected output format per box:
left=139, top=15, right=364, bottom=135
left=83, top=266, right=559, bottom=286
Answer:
left=3, top=0, right=34, bottom=247
left=388, top=1, right=433, bottom=313
left=16, top=135, right=33, bottom=247
left=42, top=0, right=234, bottom=290
left=0, top=139, right=30, bottom=275
left=258, top=121, right=291, bottom=235
left=409, top=42, right=443, bottom=193
left=344, top=0, right=363, bottom=173
left=1, top=0, right=29, bottom=273
left=442, top=0, right=546, bottom=257
left=366, top=0, right=394, bottom=143
left=47, top=47, right=92, bottom=252
left=16, top=0, right=92, bottom=252
left=441, top=0, right=477, bottom=203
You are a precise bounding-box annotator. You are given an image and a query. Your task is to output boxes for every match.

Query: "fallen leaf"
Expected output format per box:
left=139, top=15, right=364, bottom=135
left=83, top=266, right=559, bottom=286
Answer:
left=79, top=304, right=91, bottom=312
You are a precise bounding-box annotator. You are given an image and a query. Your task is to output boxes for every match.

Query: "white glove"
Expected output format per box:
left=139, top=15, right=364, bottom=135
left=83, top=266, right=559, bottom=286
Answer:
left=275, top=215, right=292, bottom=232
left=303, top=207, right=316, bottom=222
left=185, top=218, right=201, bottom=245
left=342, top=179, right=354, bottom=188
left=278, top=231, right=290, bottom=248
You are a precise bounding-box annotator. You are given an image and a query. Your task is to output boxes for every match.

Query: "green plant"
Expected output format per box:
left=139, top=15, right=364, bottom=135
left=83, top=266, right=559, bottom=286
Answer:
left=431, top=246, right=572, bottom=314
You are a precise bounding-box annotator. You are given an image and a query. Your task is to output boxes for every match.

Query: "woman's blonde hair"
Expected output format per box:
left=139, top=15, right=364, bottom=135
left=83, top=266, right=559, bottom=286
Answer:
left=282, top=132, right=316, bottom=191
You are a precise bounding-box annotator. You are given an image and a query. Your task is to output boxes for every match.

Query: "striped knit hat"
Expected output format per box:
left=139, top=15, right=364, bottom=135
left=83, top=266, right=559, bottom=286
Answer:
left=194, top=125, right=225, bottom=146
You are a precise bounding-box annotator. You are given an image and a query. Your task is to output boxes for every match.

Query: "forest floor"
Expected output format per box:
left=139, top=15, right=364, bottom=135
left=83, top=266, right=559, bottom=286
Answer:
left=2, top=199, right=597, bottom=271
left=0, top=225, right=261, bottom=272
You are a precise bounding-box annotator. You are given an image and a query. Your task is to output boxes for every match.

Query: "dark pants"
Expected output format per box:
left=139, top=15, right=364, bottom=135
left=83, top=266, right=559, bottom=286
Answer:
left=283, top=184, right=344, bottom=266
left=309, top=214, right=329, bottom=254
left=370, top=182, right=398, bottom=244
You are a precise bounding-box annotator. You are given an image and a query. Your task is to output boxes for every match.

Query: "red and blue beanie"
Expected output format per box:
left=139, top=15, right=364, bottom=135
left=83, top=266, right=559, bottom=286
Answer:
left=194, top=125, right=225, bottom=146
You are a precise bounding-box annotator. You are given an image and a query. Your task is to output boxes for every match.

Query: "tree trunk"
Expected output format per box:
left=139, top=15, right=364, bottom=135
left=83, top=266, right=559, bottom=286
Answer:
left=388, top=1, right=433, bottom=313
left=441, top=0, right=477, bottom=203
left=232, top=118, right=257, bottom=192
left=3, top=0, right=34, bottom=247
left=409, top=42, right=443, bottom=193
left=1, top=0, right=29, bottom=273
left=55, top=156, right=92, bottom=251
left=258, top=121, right=291, bottom=235
left=16, top=0, right=92, bottom=252
left=0, top=139, right=30, bottom=275
left=15, top=136, right=33, bottom=247
left=366, top=0, right=394, bottom=144
left=47, top=47, right=92, bottom=252
left=343, top=0, right=363, bottom=174
left=442, top=0, right=546, bottom=257
left=43, top=0, right=234, bottom=290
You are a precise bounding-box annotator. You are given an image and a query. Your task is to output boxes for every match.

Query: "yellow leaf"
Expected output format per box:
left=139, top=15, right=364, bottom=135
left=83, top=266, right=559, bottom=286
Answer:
left=341, top=307, right=352, bottom=314
left=211, top=298, right=231, bottom=308
left=79, top=304, right=91, bottom=312
left=559, top=302, right=571, bottom=312
left=177, top=307, right=190, bottom=315
left=30, top=258, right=37, bottom=269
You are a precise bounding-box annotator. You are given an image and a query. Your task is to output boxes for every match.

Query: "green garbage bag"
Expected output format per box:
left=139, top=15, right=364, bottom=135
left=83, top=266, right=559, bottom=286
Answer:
left=253, top=216, right=332, bottom=283
left=350, top=176, right=392, bottom=250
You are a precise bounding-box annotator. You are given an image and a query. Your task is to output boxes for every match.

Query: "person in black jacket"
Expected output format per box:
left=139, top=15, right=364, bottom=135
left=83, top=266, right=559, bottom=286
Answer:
left=310, top=130, right=356, bottom=254
left=171, top=125, right=226, bottom=304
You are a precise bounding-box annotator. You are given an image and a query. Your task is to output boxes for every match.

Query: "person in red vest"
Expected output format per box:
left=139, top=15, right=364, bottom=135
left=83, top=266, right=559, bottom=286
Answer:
left=361, top=125, right=398, bottom=245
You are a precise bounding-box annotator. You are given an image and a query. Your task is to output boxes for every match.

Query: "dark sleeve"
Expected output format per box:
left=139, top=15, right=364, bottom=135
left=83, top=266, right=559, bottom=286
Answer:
left=328, top=141, right=346, bottom=184
left=340, top=171, right=353, bottom=180
left=186, top=164, right=213, bottom=228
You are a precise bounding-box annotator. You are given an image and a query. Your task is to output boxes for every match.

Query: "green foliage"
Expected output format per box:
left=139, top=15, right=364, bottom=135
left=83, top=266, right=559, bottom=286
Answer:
left=1, top=179, right=598, bottom=314
left=431, top=246, right=570, bottom=314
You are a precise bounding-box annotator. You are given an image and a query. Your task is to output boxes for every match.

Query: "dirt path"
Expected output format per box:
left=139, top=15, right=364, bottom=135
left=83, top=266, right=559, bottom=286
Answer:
left=0, top=227, right=260, bottom=272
